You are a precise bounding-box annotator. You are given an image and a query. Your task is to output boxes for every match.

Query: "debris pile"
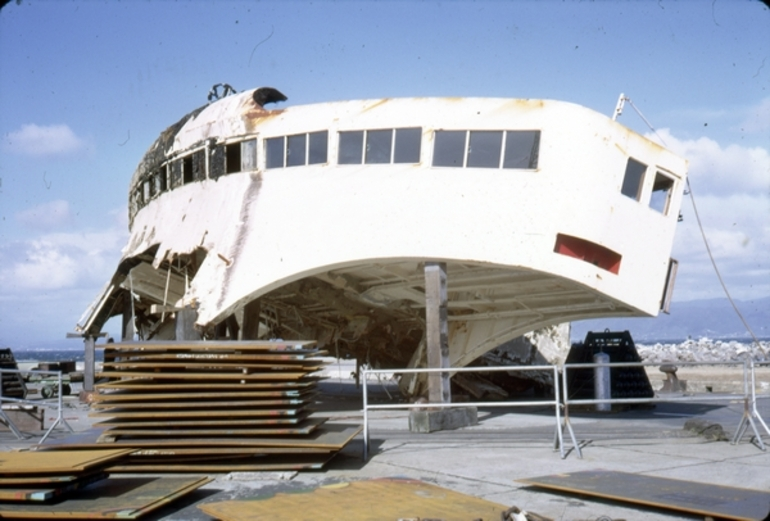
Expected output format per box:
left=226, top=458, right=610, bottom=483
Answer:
left=637, top=338, right=769, bottom=364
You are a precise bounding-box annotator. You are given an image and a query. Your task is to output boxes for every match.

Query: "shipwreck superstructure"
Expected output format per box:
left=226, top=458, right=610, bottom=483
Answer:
left=78, top=87, right=687, bottom=394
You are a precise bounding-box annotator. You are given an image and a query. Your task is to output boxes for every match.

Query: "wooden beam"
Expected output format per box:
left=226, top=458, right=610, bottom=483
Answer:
left=424, top=262, right=450, bottom=404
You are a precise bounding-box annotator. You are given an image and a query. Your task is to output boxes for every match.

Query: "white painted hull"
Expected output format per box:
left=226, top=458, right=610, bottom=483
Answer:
left=79, top=90, right=687, bottom=381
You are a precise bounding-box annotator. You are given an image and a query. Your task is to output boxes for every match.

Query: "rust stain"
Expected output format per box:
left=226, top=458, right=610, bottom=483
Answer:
left=360, top=98, right=391, bottom=113
left=243, top=107, right=285, bottom=133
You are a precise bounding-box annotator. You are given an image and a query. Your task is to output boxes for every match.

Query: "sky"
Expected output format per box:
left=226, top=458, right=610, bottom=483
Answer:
left=0, top=0, right=768, bottom=349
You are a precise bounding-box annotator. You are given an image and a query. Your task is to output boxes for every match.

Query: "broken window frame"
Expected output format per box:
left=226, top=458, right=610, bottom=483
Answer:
left=649, top=170, right=676, bottom=215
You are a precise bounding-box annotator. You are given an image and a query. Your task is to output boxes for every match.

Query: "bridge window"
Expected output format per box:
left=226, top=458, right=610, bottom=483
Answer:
left=241, top=139, right=257, bottom=172
left=621, top=158, right=646, bottom=201
left=339, top=128, right=422, bottom=165
left=649, top=171, right=675, bottom=215
left=226, top=143, right=241, bottom=174
left=433, top=130, right=540, bottom=168
left=338, top=131, right=364, bottom=164
left=183, top=156, right=193, bottom=184
left=267, top=131, right=328, bottom=168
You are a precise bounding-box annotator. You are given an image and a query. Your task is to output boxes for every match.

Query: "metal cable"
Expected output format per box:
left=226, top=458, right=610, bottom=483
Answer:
left=623, top=97, right=766, bottom=355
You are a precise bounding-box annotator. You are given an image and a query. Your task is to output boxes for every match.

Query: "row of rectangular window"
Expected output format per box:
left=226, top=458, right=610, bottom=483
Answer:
left=130, top=128, right=540, bottom=215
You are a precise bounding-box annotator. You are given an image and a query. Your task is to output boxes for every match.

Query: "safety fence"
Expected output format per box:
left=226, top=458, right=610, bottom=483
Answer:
left=362, top=360, right=770, bottom=460
left=362, top=365, right=563, bottom=459
left=0, top=368, right=73, bottom=443
left=560, top=360, right=769, bottom=458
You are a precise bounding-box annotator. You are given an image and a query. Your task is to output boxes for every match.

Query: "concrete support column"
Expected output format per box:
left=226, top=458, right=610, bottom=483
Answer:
left=83, top=335, right=95, bottom=392
left=425, top=262, right=450, bottom=404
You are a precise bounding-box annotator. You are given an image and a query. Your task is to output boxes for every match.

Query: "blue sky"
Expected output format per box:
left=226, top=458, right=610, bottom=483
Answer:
left=1, top=0, right=768, bottom=349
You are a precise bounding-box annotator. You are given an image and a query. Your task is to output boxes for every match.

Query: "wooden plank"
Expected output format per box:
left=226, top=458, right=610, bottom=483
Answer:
left=129, top=447, right=329, bottom=456
left=104, top=340, right=316, bottom=351
left=90, top=398, right=310, bottom=409
left=96, top=371, right=310, bottom=380
left=107, top=454, right=333, bottom=473
left=91, top=389, right=309, bottom=402
left=101, top=361, right=324, bottom=371
left=0, top=476, right=211, bottom=519
left=518, top=470, right=770, bottom=521
left=89, top=406, right=309, bottom=418
left=94, top=416, right=310, bottom=428
left=102, top=351, right=327, bottom=362
left=0, top=449, right=133, bottom=474
left=0, top=472, right=107, bottom=502
left=100, top=422, right=321, bottom=437
left=0, top=469, right=105, bottom=486
left=96, top=379, right=319, bottom=391
left=41, top=423, right=360, bottom=450
left=197, top=478, right=508, bottom=521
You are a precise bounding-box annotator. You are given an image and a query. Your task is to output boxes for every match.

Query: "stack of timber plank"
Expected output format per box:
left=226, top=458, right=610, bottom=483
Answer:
left=0, top=449, right=210, bottom=519
left=66, top=341, right=360, bottom=472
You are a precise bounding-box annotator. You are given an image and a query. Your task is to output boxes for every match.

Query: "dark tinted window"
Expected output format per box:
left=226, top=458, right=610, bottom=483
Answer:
left=286, top=134, right=306, bottom=167
left=394, top=127, right=421, bottom=163
left=339, top=131, right=364, bottom=164
left=467, top=131, right=503, bottom=168
left=365, top=129, right=392, bottom=164
left=503, top=131, right=540, bottom=169
left=621, top=158, right=647, bottom=200
left=308, top=131, right=328, bottom=164
left=433, top=130, right=466, bottom=167
left=266, top=137, right=284, bottom=169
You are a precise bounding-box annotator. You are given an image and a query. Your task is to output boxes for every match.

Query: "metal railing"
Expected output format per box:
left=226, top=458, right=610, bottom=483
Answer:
left=362, top=364, right=563, bottom=459
left=0, top=368, right=73, bottom=443
left=361, top=360, right=770, bottom=461
left=559, top=359, right=768, bottom=458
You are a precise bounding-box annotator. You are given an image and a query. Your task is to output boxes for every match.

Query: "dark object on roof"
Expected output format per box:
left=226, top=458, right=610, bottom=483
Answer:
left=253, top=87, right=288, bottom=107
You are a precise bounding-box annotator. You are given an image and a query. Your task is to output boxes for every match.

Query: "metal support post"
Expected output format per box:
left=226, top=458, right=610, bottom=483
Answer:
left=83, top=335, right=96, bottom=392
left=424, top=262, right=450, bottom=404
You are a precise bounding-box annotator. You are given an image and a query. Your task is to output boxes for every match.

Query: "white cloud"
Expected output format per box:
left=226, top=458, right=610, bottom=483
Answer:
left=0, top=226, right=128, bottom=292
left=16, top=200, right=73, bottom=230
left=4, top=123, right=87, bottom=156
left=648, top=129, right=770, bottom=196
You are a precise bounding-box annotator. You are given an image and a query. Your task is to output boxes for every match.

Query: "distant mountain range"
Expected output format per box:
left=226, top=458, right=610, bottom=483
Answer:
left=570, top=296, right=770, bottom=343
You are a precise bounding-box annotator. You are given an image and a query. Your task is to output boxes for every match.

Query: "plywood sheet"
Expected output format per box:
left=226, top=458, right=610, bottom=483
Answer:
left=0, top=476, right=211, bottom=519
left=0, top=471, right=106, bottom=502
left=104, top=340, right=316, bottom=351
left=96, top=371, right=309, bottom=380
left=96, top=379, right=319, bottom=391
left=92, top=389, right=309, bottom=402
left=0, top=449, right=133, bottom=474
left=94, top=416, right=309, bottom=428
left=41, top=423, right=361, bottom=450
left=89, top=406, right=308, bottom=419
left=91, top=397, right=309, bottom=409
left=102, top=361, right=323, bottom=371
left=518, top=470, right=770, bottom=521
left=101, top=421, right=321, bottom=437
left=104, top=352, right=327, bottom=362
left=107, top=454, right=333, bottom=473
left=198, top=478, right=507, bottom=521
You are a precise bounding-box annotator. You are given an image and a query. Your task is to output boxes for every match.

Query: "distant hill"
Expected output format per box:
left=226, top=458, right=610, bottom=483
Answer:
left=571, top=296, right=770, bottom=343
